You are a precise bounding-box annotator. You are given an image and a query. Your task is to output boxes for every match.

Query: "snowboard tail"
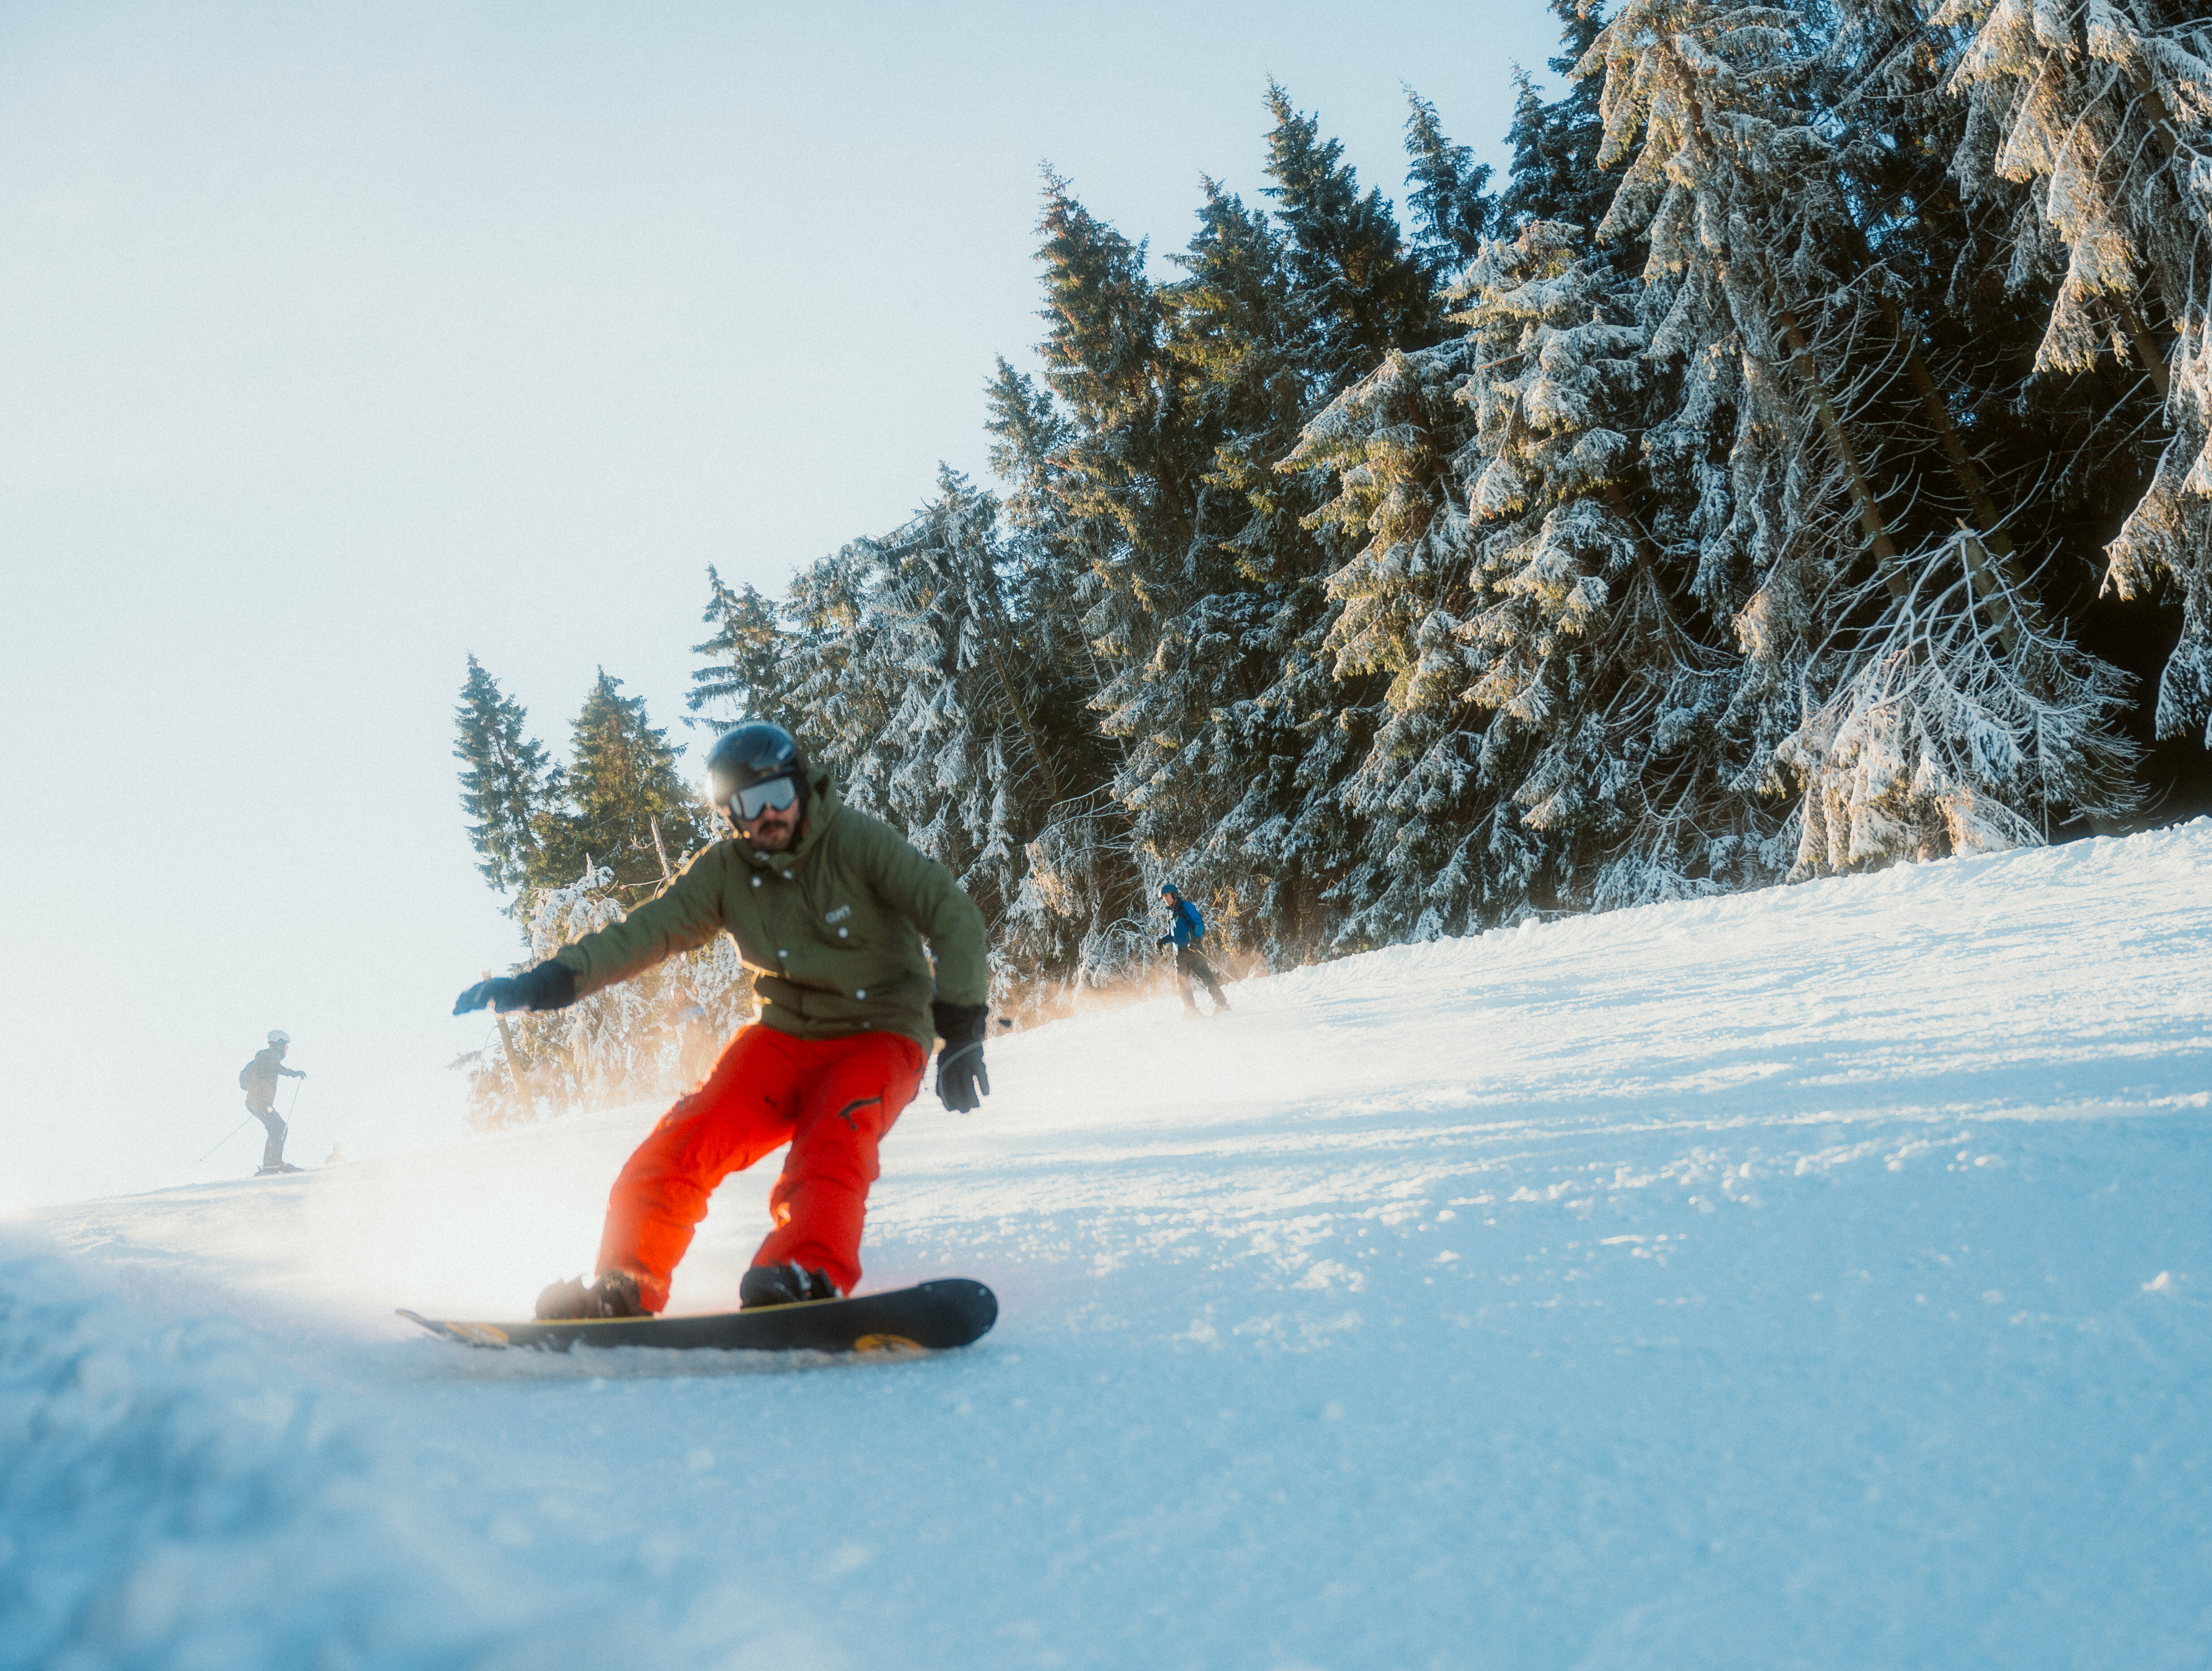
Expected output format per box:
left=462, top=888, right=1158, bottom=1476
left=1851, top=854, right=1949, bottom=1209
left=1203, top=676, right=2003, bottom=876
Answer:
left=397, top=1278, right=996, bottom=1355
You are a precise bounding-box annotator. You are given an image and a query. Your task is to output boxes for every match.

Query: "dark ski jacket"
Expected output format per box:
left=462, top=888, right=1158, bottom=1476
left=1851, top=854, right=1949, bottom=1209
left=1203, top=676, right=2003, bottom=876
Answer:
left=551, top=768, right=987, bottom=1056
left=239, top=1047, right=301, bottom=1107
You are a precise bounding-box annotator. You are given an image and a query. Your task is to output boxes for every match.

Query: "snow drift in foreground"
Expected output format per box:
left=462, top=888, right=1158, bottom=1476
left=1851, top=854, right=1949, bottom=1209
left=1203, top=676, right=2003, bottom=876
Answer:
left=7, top=827, right=2211, bottom=1669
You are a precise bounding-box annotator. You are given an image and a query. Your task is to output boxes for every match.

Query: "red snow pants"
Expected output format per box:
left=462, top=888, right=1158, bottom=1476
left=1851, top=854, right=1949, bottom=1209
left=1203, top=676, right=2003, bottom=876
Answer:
left=595, top=1025, right=926, bottom=1313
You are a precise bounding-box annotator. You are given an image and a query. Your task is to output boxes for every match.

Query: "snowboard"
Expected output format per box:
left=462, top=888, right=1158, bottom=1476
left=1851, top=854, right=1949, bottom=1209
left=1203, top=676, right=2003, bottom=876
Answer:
left=397, top=1277, right=997, bottom=1356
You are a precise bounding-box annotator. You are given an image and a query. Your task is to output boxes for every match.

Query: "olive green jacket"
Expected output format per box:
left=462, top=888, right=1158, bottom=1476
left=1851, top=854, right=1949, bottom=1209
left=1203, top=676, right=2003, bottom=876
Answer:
left=550, top=769, right=986, bottom=1054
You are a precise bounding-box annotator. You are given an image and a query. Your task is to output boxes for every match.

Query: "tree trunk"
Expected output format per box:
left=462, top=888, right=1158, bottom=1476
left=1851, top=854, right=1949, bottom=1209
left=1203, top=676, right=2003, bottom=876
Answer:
left=1778, top=308, right=1907, bottom=601
left=964, top=559, right=1069, bottom=808
left=1875, top=296, right=2048, bottom=650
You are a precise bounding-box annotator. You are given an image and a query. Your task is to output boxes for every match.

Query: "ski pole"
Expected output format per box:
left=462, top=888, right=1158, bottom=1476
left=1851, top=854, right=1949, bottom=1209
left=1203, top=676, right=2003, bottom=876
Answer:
left=198, top=1115, right=255, bottom=1163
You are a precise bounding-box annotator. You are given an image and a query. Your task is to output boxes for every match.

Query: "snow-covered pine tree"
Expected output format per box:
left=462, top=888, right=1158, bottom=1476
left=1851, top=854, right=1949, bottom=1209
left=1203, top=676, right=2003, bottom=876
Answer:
left=781, top=469, right=1089, bottom=1009
left=1020, top=175, right=1252, bottom=971
left=1023, top=172, right=1282, bottom=969
left=1261, top=81, right=1445, bottom=385
left=1284, top=331, right=1524, bottom=942
left=1809, top=0, right=2164, bottom=835
left=1457, top=218, right=1764, bottom=909
left=1778, top=532, right=2140, bottom=868
left=1031, top=170, right=1216, bottom=653
left=982, top=359, right=1150, bottom=1002
left=544, top=671, right=712, bottom=902
left=982, top=357, right=1127, bottom=765
left=687, top=567, right=799, bottom=735
left=1404, top=91, right=1496, bottom=282
left=1583, top=0, right=2141, bottom=873
left=1934, top=0, right=2212, bottom=744
left=1133, top=175, right=1356, bottom=960
left=1498, top=0, right=1621, bottom=244
left=1582, top=0, right=1877, bottom=662
left=452, top=655, right=553, bottom=902
left=1008, top=91, right=1491, bottom=966
left=1112, top=91, right=1456, bottom=964
left=1276, top=9, right=1681, bottom=946
left=1294, top=11, right=1798, bottom=927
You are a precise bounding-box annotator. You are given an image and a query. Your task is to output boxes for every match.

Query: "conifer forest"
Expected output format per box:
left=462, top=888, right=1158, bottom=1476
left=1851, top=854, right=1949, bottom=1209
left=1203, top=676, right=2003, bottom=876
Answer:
left=454, top=0, right=2212, bottom=1123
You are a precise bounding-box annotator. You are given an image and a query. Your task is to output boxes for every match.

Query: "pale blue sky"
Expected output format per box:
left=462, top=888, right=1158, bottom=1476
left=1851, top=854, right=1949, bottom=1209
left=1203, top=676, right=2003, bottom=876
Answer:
left=0, top=0, right=1560, bottom=1209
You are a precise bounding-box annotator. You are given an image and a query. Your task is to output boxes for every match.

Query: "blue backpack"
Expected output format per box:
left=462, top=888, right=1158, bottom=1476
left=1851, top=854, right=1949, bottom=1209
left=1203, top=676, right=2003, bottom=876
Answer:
left=1178, top=897, right=1204, bottom=942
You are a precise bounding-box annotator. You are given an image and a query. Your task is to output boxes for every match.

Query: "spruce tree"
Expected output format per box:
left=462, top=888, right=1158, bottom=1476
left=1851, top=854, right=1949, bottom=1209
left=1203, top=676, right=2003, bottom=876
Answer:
left=452, top=655, right=553, bottom=900
left=1935, top=0, right=2212, bottom=744
left=1402, top=92, right=1494, bottom=279
left=1285, top=333, right=1523, bottom=942
left=1032, top=170, right=1211, bottom=584
left=1498, top=0, right=1618, bottom=239
left=1457, top=216, right=1760, bottom=910
left=1262, top=80, right=1441, bottom=385
left=983, top=356, right=1110, bottom=688
left=1124, top=91, right=1458, bottom=960
left=553, top=671, right=712, bottom=898
left=1026, top=174, right=1261, bottom=950
left=1583, top=0, right=2144, bottom=869
left=1813, top=0, right=2172, bottom=831
left=687, top=567, right=797, bottom=734
left=1158, top=174, right=1364, bottom=953
left=1017, top=94, right=1460, bottom=965
left=982, top=358, right=1153, bottom=1002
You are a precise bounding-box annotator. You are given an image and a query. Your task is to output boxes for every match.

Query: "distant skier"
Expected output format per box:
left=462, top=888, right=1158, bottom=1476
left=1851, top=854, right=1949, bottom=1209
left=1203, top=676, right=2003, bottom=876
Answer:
left=238, top=1030, right=306, bottom=1174
left=452, top=721, right=991, bottom=1319
left=1157, top=882, right=1229, bottom=1016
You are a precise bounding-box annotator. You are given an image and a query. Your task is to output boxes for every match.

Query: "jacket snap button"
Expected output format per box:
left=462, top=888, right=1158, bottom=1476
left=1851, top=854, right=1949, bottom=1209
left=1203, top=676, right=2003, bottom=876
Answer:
left=778, top=949, right=788, bottom=958
left=838, top=927, right=849, bottom=938
left=856, top=989, right=865, bottom=999
left=751, top=876, right=762, bottom=888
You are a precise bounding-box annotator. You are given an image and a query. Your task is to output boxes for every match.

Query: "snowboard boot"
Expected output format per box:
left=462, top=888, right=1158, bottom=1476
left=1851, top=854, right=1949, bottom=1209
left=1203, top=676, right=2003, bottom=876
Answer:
left=738, top=1261, right=842, bottom=1309
left=254, top=1163, right=305, bottom=1175
left=535, top=1269, right=645, bottom=1320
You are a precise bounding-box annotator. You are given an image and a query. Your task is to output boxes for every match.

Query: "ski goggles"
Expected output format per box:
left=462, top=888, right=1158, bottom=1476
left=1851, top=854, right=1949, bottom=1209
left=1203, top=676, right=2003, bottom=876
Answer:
left=729, top=774, right=799, bottom=822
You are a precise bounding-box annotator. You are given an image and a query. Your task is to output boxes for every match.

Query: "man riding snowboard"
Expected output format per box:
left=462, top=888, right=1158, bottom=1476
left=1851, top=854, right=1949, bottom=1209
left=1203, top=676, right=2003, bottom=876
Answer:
left=452, top=722, right=990, bottom=1318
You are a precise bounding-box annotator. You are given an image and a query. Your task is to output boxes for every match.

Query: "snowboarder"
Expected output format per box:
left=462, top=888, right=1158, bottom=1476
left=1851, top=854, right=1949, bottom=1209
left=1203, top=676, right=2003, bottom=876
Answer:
left=238, top=1030, right=306, bottom=1174
left=452, top=721, right=991, bottom=1319
left=1157, top=882, right=1229, bottom=1016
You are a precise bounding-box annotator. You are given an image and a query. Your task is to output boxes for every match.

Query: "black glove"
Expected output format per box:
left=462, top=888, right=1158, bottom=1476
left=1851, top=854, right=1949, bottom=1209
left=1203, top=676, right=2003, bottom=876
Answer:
left=1156, top=934, right=1173, bottom=948
left=932, top=1000, right=990, bottom=1113
left=454, top=960, right=577, bottom=1017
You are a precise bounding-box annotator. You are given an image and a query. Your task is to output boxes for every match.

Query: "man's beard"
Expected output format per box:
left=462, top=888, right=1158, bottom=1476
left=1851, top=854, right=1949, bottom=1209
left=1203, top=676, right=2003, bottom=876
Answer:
left=745, top=810, right=798, bottom=851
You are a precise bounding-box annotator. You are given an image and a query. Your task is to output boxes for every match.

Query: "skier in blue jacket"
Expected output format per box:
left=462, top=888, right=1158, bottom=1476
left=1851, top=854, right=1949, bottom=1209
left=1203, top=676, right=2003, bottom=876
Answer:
left=1157, top=882, right=1229, bottom=1016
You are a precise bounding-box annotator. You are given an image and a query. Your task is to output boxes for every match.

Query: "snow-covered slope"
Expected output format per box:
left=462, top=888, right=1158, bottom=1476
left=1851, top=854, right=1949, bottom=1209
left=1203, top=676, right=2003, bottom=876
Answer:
left=8, top=828, right=2211, bottom=1669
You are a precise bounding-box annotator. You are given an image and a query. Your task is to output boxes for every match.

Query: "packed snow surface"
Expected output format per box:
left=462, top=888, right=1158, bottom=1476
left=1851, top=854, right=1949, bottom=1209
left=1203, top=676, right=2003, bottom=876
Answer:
left=8, top=828, right=2211, bottom=1669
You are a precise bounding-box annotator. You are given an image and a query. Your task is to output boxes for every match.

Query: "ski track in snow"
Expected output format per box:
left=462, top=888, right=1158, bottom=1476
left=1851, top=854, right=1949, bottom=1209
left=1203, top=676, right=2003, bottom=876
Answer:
left=6, top=827, right=2211, bottom=1668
